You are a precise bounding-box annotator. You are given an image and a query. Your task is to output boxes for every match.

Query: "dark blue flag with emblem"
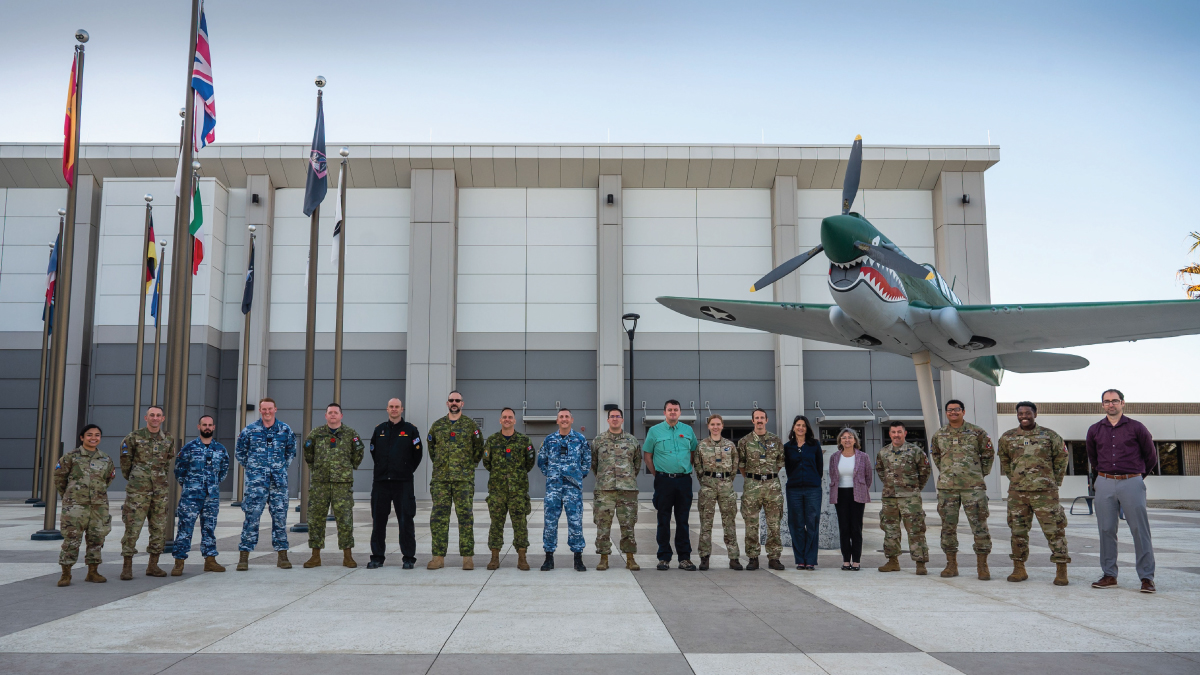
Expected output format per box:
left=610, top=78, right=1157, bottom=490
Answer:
left=241, top=236, right=255, bottom=314
left=302, top=95, right=327, bottom=217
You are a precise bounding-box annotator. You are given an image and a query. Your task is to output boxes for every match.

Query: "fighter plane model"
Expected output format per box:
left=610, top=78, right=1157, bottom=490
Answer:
left=658, top=136, right=1200, bottom=429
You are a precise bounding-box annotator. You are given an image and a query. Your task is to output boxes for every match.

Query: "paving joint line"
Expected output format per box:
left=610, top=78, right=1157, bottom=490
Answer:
left=423, top=555, right=498, bottom=675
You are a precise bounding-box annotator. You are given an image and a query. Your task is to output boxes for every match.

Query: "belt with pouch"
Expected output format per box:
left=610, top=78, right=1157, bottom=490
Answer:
left=702, top=471, right=733, bottom=479
left=745, top=472, right=778, bottom=481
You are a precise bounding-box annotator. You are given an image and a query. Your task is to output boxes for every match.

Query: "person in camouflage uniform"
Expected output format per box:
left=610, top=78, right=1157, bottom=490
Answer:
left=170, top=415, right=230, bottom=576
left=592, top=407, right=642, bottom=571
left=875, top=420, right=932, bottom=574
left=119, top=405, right=175, bottom=580
left=738, top=409, right=785, bottom=571
left=427, top=391, right=485, bottom=570
left=931, top=399, right=996, bottom=580
left=998, top=401, right=1071, bottom=586
left=235, top=398, right=297, bottom=571
left=303, top=403, right=365, bottom=569
left=694, top=414, right=740, bottom=570
left=483, top=407, right=535, bottom=571
left=538, top=408, right=591, bottom=572
left=54, top=424, right=116, bottom=586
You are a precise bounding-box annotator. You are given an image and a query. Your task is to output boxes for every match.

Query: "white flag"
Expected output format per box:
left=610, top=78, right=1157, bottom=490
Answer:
left=330, top=168, right=343, bottom=265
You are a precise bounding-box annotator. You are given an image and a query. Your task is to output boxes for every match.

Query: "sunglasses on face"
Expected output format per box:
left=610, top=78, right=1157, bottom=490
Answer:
left=448, top=398, right=462, bottom=403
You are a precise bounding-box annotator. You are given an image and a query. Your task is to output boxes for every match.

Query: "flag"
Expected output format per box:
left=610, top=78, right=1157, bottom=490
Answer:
left=61, top=56, right=78, bottom=187
left=241, top=237, right=255, bottom=315
left=145, top=216, right=158, bottom=294
left=190, top=183, right=204, bottom=275
left=302, top=96, right=327, bottom=217
left=150, top=246, right=164, bottom=327
left=175, top=5, right=216, bottom=197
left=43, top=235, right=60, bottom=329
left=330, top=167, right=343, bottom=265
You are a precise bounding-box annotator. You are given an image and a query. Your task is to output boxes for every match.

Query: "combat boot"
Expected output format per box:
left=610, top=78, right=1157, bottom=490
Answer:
left=1054, top=562, right=1069, bottom=586
left=1007, top=559, right=1028, bottom=582
left=915, top=561, right=928, bottom=576
left=747, top=557, right=760, bottom=571
left=976, top=554, right=991, bottom=581
left=517, top=549, right=530, bottom=571
left=540, top=553, right=554, bottom=571
left=427, top=556, right=445, bottom=570
left=626, top=553, right=640, bottom=571
left=237, top=551, right=250, bottom=571
left=343, top=549, right=357, bottom=569
left=120, top=556, right=133, bottom=581
left=573, top=552, right=587, bottom=572
left=277, top=551, right=292, bottom=569
left=171, top=558, right=186, bottom=576
left=597, top=554, right=609, bottom=571
left=878, top=556, right=901, bottom=572
left=940, top=552, right=958, bottom=578
left=57, top=564, right=71, bottom=587
left=487, top=549, right=501, bottom=570
left=698, top=556, right=709, bottom=571
left=146, top=553, right=167, bottom=577
left=462, top=556, right=474, bottom=570
left=303, top=549, right=322, bottom=568
left=204, top=556, right=226, bottom=573
left=768, top=558, right=785, bottom=571
left=729, top=558, right=743, bottom=571
left=85, top=563, right=106, bottom=583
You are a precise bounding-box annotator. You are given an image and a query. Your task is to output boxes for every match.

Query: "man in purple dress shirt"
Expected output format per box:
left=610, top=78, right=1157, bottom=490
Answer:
left=1085, top=389, right=1158, bottom=593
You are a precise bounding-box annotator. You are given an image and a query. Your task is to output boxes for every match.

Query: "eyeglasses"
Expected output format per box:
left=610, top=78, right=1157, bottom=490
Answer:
left=945, top=408, right=964, bottom=413
left=1102, top=399, right=1122, bottom=405
left=448, top=398, right=462, bottom=403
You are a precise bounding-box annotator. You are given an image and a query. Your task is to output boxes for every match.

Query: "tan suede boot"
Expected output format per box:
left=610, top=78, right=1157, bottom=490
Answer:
left=627, top=553, right=641, bottom=571
left=171, top=558, right=185, bottom=576
left=878, top=556, right=901, bottom=572
left=120, top=556, right=133, bottom=581
left=204, top=556, right=226, bottom=572
left=977, top=554, right=991, bottom=580
left=146, top=553, right=167, bottom=577
left=303, top=549, right=322, bottom=568
left=237, top=551, right=250, bottom=571
left=940, top=552, right=958, bottom=578
left=1054, top=562, right=1070, bottom=586
left=462, top=555, right=474, bottom=570
left=427, top=555, right=445, bottom=570
left=57, top=564, right=72, bottom=587
left=85, top=563, right=106, bottom=583
left=342, top=549, right=357, bottom=569
left=517, top=549, right=530, bottom=571
left=1007, top=559, right=1028, bottom=582
left=277, top=551, right=292, bottom=569
left=597, top=554, right=609, bottom=571
left=915, top=561, right=928, bottom=575
left=487, top=549, right=501, bottom=570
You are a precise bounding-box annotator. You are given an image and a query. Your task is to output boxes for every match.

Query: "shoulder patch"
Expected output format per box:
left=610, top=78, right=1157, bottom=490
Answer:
left=55, top=463, right=61, bottom=469
left=353, top=437, right=359, bottom=443
left=474, top=429, right=480, bottom=436
left=413, top=437, right=420, bottom=445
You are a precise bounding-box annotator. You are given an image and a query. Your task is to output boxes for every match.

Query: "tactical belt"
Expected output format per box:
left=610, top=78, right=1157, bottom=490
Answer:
left=658, top=472, right=690, bottom=478
left=745, top=472, right=778, bottom=481
left=702, top=471, right=733, bottom=479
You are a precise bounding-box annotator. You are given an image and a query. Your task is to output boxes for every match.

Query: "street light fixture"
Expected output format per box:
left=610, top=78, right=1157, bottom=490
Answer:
left=622, top=313, right=640, bottom=435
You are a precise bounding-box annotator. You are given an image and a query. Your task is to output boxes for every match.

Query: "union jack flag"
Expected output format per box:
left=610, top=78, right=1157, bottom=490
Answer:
left=191, top=7, right=216, bottom=150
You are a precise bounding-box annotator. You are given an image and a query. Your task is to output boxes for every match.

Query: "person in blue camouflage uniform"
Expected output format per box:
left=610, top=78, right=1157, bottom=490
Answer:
left=170, top=415, right=230, bottom=575
left=235, top=398, right=297, bottom=571
left=537, top=408, right=591, bottom=572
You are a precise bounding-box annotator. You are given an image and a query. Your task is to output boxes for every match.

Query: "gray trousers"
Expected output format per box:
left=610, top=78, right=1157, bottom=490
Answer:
left=1095, top=475, right=1155, bottom=581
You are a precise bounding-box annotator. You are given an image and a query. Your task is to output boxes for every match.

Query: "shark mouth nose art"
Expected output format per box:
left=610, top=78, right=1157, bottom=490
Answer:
left=828, top=257, right=907, bottom=302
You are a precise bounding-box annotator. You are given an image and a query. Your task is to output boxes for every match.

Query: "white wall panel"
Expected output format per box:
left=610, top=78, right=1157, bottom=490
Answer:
left=697, top=247, right=772, bottom=274
left=527, top=188, right=596, bottom=217
left=623, top=245, right=697, bottom=275
left=527, top=246, right=597, bottom=275
left=459, top=245, right=527, bottom=274
left=623, top=218, right=697, bottom=246
left=458, top=217, right=526, bottom=245
left=459, top=188, right=526, bottom=217
left=527, top=304, right=597, bottom=332
left=623, top=274, right=698, bottom=304
left=697, top=218, right=773, bottom=247
left=456, top=302, right=526, bottom=333
left=457, top=274, right=526, bottom=304
left=527, top=217, right=596, bottom=245
left=697, top=189, right=771, bottom=218
left=526, top=275, right=596, bottom=304
left=623, top=189, right=695, bottom=217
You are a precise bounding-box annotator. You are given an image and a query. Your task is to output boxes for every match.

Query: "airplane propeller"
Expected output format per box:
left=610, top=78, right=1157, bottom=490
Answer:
left=853, top=240, right=935, bottom=281
left=750, top=244, right=824, bottom=292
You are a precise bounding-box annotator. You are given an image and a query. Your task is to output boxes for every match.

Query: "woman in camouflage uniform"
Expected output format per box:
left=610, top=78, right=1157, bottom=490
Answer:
left=54, top=424, right=116, bottom=587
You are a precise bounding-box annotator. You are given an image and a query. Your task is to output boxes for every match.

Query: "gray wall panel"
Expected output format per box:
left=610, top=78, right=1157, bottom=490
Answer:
left=803, top=350, right=871, bottom=380
left=699, top=350, right=774, bottom=380
left=456, top=350, right=526, bottom=380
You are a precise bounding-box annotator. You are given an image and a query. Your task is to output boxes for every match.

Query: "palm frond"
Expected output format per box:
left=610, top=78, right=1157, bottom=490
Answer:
left=1189, top=231, right=1200, bottom=254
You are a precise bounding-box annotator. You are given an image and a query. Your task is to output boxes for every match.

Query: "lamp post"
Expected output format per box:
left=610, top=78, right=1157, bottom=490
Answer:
left=622, top=313, right=640, bottom=435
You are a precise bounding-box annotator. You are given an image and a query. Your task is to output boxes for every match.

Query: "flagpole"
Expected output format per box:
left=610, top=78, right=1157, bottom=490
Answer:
left=233, top=224, right=256, bottom=506
left=152, top=240, right=166, bottom=406
left=132, top=194, right=154, bottom=432
left=333, top=147, right=348, bottom=403
left=27, top=226, right=62, bottom=507
left=34, top=31, right=88, bottom=541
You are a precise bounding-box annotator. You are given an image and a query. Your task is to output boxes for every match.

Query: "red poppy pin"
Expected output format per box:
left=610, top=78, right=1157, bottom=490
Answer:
left=450, top=432, right=456, bottom=438
left=679, top=434, right=685, bottom=438
left=400, top=431, right=407, bottom=436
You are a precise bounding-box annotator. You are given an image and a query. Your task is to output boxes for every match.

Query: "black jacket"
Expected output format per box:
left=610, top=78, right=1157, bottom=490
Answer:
left=784, top=439, right=824, bottom=488
left=370, top=418, right=423, bottom=481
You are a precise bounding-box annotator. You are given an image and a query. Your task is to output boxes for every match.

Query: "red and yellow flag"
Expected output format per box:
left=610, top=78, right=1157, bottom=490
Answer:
left=62, top=55, right=78, bottom=187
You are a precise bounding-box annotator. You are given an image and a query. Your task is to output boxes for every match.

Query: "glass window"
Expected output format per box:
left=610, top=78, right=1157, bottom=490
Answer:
left=1157, top=442, right=1182, bottom=476
left=1068, top=441, right=1090, bottom=476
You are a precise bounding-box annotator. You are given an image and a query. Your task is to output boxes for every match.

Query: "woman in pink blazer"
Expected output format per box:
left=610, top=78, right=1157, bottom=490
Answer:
left=829, top=428, right=872, bottom=570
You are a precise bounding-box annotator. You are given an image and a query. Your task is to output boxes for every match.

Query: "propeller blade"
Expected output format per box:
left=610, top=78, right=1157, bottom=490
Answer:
left=750, top=244, right=824, bottom=292
left=841, top=135, right=863, bottom=214
left=853, top=240, right=935, bottom=281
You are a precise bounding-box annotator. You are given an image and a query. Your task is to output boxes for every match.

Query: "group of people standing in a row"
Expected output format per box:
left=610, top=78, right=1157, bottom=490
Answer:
left=51, top=389, right=1159, bottom=593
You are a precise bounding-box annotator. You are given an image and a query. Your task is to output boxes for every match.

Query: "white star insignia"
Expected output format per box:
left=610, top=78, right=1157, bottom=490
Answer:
left=700, top=306, right=735, bottom=322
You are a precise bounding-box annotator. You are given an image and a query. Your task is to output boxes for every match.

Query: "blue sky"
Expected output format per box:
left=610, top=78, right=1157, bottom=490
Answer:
left=3, top=0, right=1198, bottom=401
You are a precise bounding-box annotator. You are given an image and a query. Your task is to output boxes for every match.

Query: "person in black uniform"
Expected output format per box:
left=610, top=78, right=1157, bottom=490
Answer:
left=367, top=398, right=422, bottom=569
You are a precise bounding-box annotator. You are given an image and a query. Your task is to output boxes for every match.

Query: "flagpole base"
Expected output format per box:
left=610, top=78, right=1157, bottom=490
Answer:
left=290, top=522, right=309, bottom=533
left=162, top=541, right=175, bottom=553
left=25, top=498, right=44, bottom=506
left=230, top=501, right=242, bottom=507
left=31, top=529, right=63, bottom=541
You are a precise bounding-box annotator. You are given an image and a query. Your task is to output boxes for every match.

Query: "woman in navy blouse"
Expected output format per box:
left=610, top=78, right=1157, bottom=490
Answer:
left=784, top=415, right=824, bottom=570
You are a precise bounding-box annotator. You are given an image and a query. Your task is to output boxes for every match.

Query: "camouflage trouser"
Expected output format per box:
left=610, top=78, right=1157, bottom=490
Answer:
left=544, top=483, right=585, bottom=554
left=697, top=476, right=738, bottom=558
left=240, top=469, right=290, bottom=552
left=121, top=485, right=170, bottom=556
left=742, top=476, right=783, bottom=559
left=308, top=482, right=354, bottom=550
left=938, top=488, right=991, bottom=555
left=60, top=503, right=111, bottom=565
left=174, top=496, right=219, bottom=559
left=431, top=480, right=474, bottom=557
left=593, top=489, right=639, bottom=555
left=1008, top=489, right=1070, bottom=563
left=880, top=495, right=928, bottom=562
left=486, top=491, right=530, bottom=550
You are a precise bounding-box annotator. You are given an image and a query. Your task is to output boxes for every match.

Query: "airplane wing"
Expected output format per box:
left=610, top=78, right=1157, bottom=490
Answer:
left=955, top=299, right=1200, bottom=355
left=655, top=296, right=852, bottom=345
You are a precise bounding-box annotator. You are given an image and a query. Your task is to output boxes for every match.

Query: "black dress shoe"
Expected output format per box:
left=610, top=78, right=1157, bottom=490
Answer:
left=402, top=561, right=414, bottom=570
left=541, top=553, right=555, bottom=571
left=366, top=560, right=383, bottom=569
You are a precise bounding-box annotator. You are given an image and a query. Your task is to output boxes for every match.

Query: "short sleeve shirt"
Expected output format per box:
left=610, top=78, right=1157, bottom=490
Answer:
left=642, top=421, right=697, bottom=474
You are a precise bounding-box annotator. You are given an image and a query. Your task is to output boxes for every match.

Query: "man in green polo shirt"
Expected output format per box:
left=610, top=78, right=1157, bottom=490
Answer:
left=643, top=399, right=698, bottom=571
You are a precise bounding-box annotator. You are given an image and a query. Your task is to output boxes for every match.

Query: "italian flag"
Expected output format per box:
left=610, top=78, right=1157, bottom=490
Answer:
left=190, top=183, right=204, bottom=275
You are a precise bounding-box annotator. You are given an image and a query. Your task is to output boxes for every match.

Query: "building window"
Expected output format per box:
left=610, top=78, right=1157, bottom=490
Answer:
left=1067, top=441, right=1090, bottom=476
left=820, top=426, right=865, bottom=448
left=1157, top=442, right=1183, bottom=476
